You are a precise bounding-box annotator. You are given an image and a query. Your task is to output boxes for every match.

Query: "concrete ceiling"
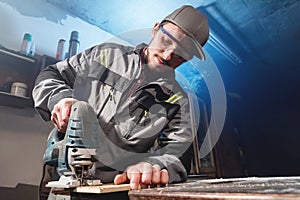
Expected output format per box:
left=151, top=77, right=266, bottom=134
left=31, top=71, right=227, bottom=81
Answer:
left=46, top=0, right=206, bottom=35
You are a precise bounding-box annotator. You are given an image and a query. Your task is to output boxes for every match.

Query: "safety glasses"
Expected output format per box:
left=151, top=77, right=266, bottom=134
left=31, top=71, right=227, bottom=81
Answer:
left=159, top=24, right=192, bottom=60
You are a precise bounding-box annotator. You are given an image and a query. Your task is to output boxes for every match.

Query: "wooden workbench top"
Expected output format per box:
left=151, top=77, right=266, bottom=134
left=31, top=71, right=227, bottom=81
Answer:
left=129, top=176, right=300, bottom=200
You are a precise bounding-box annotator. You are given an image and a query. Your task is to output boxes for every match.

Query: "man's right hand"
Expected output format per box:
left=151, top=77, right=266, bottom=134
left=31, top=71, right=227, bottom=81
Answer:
left=51, top=98, right=78, bottom=132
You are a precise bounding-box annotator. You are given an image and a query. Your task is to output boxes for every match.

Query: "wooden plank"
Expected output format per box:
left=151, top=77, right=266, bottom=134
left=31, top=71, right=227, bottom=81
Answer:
left=75, top=184, right=131, bottom=194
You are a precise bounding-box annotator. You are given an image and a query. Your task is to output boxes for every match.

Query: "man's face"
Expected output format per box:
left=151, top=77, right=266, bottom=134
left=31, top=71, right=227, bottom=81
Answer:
left=146, top=22, right=193, bottom=73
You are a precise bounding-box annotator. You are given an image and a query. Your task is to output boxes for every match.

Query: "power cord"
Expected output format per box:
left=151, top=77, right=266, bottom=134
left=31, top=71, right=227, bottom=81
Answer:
left=38, top=163, right=47, bottom=200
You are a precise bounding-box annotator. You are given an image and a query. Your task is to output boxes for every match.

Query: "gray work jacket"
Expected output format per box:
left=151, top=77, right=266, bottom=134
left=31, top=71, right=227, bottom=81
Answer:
left=33, top=42, right=193, bottom=183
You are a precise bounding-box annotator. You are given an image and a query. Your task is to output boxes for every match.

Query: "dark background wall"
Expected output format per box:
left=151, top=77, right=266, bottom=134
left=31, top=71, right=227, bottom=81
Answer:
left=200, top=0, right=300, bottom=176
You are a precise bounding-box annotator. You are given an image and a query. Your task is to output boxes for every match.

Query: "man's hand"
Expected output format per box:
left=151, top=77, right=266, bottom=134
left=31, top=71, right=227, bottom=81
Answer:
left=114, top=162, right=169, bottom=190
left=51, top=98, right=78, bottom=132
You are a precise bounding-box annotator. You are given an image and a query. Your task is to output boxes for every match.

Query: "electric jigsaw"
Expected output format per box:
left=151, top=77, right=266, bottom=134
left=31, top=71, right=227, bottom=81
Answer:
left=43, top=102, right=102, bottom=188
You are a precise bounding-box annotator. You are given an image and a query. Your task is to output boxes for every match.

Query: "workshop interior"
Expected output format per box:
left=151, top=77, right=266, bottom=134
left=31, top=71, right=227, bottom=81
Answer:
left=0, top=0, right=300, bottom=199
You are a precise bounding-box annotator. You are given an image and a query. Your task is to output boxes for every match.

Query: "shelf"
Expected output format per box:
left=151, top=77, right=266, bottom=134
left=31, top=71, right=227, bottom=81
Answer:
left=0, top=91, right=33, bottom=108
left=0, top=46, right=39, bottom=108
left=0, top=46, right=58, bottom=109
left=0, top=48, right=35, bottom=63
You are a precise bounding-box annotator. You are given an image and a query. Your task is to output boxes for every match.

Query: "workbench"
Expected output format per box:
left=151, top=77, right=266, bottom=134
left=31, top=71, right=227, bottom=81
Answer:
left=129, top=176, right=300, bottom=200
left=55, top=176, right=300, bottom=199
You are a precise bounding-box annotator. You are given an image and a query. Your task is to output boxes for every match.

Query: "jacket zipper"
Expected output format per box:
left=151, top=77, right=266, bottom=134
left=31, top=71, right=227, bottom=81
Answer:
left=97, top=87, right=114, bottom=119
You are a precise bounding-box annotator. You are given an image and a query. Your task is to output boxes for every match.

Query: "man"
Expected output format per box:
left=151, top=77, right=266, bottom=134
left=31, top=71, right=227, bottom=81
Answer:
left=33, top=5, right=209, bottom=194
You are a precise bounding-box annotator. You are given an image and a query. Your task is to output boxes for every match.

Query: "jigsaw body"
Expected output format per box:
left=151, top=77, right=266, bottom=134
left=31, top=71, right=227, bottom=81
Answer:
left=44, top=103, right=101, bottom=188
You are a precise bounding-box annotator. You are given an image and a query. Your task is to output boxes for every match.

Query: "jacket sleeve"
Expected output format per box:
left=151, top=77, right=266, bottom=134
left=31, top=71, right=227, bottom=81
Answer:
left=32, top=47, right=94, bottom=121
left=145, top=93, right=194, bottom=183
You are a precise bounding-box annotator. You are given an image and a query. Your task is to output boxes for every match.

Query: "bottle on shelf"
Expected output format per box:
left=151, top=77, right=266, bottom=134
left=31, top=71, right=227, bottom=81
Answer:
left=68, top=31, right=80, bottom=58
left=56, top=39, right=66, bottom=60
left=20, top=33, right=32, bottom=56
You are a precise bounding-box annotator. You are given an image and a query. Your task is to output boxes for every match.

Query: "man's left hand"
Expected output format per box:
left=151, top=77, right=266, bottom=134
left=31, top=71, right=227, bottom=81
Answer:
left=114, top=162, right=169, bottom=190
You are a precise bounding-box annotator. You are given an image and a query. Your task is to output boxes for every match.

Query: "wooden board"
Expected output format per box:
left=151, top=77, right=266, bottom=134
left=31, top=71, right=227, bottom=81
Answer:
left=75, top=184, right=131, bottom=194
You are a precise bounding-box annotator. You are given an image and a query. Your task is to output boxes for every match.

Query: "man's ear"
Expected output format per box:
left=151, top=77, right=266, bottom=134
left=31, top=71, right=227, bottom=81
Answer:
left=152, top=22, right=160, bottom=37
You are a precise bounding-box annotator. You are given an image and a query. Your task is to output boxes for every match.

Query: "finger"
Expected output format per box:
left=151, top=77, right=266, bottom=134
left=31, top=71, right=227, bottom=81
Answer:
left=52, top=105, right=63, bottom=128
left=128, top=171, right=141, bottom=190
left=55, top=109, right=69, bottom=132
left=66, top=107, right=71, bottom=117
left=151, top=165, right=161, bottom=184
left=114, top=173, right=129, bottom=185
left=130, top=174, right=141, bottom=190
left=141, top=163, right=153, bottom=184
left=51, top=113, right=65, bottom=132
left=160, top=169, right=169, bottom=185
left=51, top=112, right=58, bottom=128
left=59, top=108, right=70, bottom=132
left=62, top=107, right=70, bottom=123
